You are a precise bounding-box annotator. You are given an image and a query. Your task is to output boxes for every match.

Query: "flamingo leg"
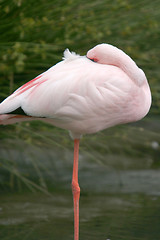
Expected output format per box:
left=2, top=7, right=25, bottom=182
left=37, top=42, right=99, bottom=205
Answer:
left=72, top=139, right=80, bottom=240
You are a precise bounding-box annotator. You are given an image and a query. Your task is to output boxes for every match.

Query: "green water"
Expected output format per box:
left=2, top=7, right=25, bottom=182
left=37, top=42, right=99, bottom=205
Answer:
left=0, top=187, right=160, bottom=239
left=0, top=117, right=160, bottom=240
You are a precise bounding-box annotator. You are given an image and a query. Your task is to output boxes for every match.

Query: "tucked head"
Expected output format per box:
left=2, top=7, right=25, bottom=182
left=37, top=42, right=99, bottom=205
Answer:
left=87, top=43, right=116, bottom=64
left=87, top=43, right=146, bottom=87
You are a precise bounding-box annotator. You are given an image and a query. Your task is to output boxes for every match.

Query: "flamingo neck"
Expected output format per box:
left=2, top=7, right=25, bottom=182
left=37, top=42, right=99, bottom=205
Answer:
left=87, top=44, right=146, bottom=86
left=110, top=49, right=145, bottom=86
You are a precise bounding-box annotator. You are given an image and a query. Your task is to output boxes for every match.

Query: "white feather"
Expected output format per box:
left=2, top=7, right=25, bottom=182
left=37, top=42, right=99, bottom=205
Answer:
left=63, top=49, right=80, bottom=61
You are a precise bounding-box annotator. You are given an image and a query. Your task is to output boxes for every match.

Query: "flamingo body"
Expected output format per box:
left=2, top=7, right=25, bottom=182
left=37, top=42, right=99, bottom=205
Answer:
left=0, top=44, right=151, bottom=139
left=0, top=43, right=152, bottom=240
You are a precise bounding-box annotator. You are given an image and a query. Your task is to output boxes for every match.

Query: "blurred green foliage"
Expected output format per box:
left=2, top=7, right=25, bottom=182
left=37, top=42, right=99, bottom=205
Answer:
left=0, top=0, right=160, bottom=111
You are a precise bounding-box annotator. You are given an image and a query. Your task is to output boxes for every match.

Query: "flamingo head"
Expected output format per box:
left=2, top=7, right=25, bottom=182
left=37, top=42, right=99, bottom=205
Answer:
left=87, top=43, right=147, bottom=87
left=86, top=44, right=113, bottom=64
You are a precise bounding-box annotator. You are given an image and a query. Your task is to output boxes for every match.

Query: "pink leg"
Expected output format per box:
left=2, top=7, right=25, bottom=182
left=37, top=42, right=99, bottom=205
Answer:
left=72, top=139, right=80, bottom=240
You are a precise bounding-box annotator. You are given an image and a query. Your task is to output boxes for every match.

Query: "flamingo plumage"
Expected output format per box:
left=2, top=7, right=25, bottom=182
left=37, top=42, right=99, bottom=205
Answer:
left=0, top=43, right=151, bottom=240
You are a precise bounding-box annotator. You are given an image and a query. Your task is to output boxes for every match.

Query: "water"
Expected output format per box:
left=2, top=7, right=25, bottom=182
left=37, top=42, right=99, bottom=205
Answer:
left=0, top=191, right=160, bottom=239
left=0, top=117, right=160, bottom=239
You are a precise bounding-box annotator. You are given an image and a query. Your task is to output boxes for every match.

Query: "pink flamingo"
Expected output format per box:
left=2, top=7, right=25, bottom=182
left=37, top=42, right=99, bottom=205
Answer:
left=0, top=44, right=151, bottom=240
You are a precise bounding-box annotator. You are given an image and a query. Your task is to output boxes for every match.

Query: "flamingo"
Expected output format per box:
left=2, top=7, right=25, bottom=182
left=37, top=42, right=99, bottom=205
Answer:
left=0, top=43, right=151, bottom=240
